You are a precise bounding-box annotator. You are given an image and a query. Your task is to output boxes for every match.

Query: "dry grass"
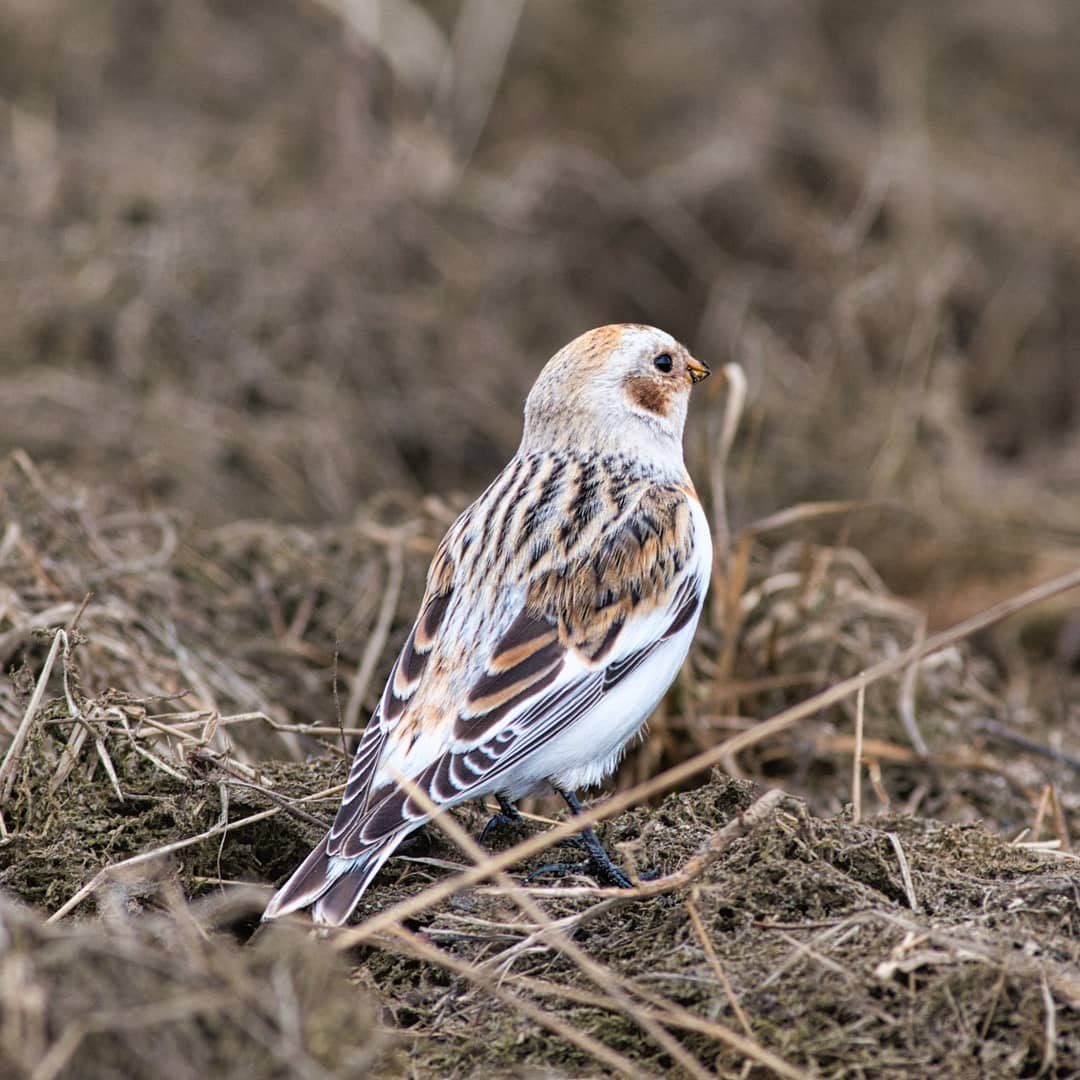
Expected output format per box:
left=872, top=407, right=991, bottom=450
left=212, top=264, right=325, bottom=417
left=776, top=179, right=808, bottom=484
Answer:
left=2, top=0, right=1079, bottom=1076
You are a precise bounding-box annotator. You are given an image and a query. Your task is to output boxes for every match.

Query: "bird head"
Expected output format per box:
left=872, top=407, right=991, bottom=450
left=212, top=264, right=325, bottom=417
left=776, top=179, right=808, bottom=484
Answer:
left=522, top=324, right=709, bottom=464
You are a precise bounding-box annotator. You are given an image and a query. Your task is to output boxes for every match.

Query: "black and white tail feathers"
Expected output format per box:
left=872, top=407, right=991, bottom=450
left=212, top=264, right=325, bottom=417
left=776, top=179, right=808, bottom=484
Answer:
left=262, top=831, right=403, bottom=925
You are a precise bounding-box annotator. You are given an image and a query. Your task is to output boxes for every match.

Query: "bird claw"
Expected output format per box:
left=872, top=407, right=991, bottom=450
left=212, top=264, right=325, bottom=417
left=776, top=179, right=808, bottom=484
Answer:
left=478, top=796, right=524, bottom=846
left=557, top=834, right=588, bottom=851
left=524, top=860, right=590, bottom=883
left=479, top=810, right=525, bottom=846
left=524, top=788, right=647, bottom=889
left=525, top=857, right=634, bottom=889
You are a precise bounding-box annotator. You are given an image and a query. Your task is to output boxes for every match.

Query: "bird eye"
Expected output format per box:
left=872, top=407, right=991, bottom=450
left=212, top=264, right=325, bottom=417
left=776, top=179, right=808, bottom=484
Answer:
left=654, top=353, right=673, bottom=373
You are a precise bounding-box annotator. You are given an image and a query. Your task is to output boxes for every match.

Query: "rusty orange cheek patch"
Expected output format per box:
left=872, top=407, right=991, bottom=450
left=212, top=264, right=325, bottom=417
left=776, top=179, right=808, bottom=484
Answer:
left=626, top=376, right=672, bottom=415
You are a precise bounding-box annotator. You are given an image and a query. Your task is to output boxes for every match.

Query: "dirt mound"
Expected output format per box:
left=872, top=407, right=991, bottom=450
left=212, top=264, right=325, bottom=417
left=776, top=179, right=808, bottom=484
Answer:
left=352, top=775, right=1079, bottom=1077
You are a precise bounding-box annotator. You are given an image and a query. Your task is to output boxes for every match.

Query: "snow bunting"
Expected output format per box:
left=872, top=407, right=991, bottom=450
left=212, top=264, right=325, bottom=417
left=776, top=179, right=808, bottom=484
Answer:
left=263, top=324, right=713, bottom=925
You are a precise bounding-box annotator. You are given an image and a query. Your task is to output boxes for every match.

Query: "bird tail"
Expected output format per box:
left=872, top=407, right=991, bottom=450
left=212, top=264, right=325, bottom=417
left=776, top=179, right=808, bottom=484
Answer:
left=262, top=831, right=403, bottom=926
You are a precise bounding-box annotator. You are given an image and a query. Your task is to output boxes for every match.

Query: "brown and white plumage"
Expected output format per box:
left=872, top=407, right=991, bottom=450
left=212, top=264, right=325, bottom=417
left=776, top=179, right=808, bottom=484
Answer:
left=263, top=324, right=713, bottom=925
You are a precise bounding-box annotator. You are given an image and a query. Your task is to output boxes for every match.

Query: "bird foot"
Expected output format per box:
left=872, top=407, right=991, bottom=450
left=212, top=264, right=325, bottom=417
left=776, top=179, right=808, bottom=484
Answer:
left=525, top=858, right=660, bottom=887
left=478, top=796, right=526, bottom=846
left=479, top=810, right=526, bottom=846
left=525, top=859, right=633, bottom=889
left=532, top=847, right=643, bottom=888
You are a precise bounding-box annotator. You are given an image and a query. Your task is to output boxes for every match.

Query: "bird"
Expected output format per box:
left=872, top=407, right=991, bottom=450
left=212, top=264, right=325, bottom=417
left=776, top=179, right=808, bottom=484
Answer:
left=263, top=324, right=713, bottom=925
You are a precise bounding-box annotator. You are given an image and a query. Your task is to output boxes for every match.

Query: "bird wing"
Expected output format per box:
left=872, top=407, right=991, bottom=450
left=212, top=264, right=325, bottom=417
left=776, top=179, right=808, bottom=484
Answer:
left=326, top=477, right=707, bottom=861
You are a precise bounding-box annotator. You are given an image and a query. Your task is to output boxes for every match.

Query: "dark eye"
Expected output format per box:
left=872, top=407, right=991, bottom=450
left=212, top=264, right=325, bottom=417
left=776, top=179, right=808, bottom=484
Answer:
left=654, top=353, right=673, bottom=373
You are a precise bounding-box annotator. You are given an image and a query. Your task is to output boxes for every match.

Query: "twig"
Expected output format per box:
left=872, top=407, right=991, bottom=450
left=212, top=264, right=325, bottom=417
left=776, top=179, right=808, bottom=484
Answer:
left=93, top=737, right=125, bottom=802
left=974, top=718, right=1080, bottom=772
left=0, top=628, right=65, bottom=803
left=759, top=917, right=866, bottom=991
left=344, top=544, right=403, bottom=732
left=130, top=716, right=259, bottom=780
left=898, top=623, right=930, bottom=755
left=1038, top=971, right=1057, bottom=1079
left=47, top=714, right=89, bottom=794
left=435, top=0, right=527, bottom=174
left=686, top=891, right=753, bottom=1038
left=980, top=970, right=1008, bottom=1040
left=209, top=711, right=369, bottom=740
left=211, top=771, right=333, bottom=830
left=715, top=530, right=753, bottom=681
left=709, top=362, right=747, bottom=558
left=866, top=759, right=891, bottom=807
left=852, top=682, right=865, bottom=824
left=1033, top=784, right=1053, bottom=841
left=742, top=500, right=876, bottom=537
left=887, top=832, right=919, bottom=912
left=116, top=717, right=190, bottom=783
left=66, top=591, right=93, bottom=632
left=1048, top=783, right=1071, bottom=851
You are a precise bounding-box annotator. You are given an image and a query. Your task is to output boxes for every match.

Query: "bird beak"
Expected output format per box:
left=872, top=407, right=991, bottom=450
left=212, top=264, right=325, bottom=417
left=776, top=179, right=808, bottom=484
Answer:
left=686, top=357, right=711, bottom=385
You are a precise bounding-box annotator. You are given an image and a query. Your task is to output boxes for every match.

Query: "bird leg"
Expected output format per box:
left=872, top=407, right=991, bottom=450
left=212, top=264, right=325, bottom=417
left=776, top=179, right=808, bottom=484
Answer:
left=479, top=793, right=525, bottom=845
left=525, top=788, right=634, bottom=889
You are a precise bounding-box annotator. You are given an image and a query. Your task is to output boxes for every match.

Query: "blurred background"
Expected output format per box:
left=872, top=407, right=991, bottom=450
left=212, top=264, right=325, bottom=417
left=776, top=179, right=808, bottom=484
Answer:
left=2, top=0, right=1078, bottom=624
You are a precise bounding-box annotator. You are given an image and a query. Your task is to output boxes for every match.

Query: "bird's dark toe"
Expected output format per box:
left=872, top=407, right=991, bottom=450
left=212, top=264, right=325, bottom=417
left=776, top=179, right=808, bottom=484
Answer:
left=525, top=860, right=593, bottom=883
left=479, top=811, right=526, bottom=846
left=478, top=795, right=525, bottom=846
left=524, top=857, right=635, bottom=889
